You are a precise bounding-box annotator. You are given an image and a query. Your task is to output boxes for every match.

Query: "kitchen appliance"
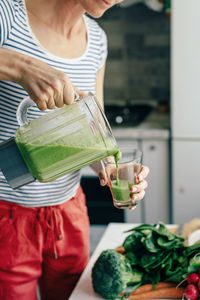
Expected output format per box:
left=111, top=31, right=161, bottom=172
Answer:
left=0, top=93, right=119, bottom=189
left=120, top=0, right=164, bottom=11
left=105, top=101, right=156, bottom=127
left=171, top=0, right=200, bottom=223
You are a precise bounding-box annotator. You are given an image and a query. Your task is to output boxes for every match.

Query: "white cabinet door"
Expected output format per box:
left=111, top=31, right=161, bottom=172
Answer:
left=172, top=140, right=200, bottom=224
left=116, top=139, right=144, bottom=224
left=142, top=139, right=169, bottom=224
left=172, top=0, right=200, bottom=138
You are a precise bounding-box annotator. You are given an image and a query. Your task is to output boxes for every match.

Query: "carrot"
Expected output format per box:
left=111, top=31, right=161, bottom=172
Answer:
left=115, top=245, right=125, bottom=254
left=120, top=281, right=177, bottom=297
left=131, top=282, right=176, bottom=295
left=129, top=287, right=184, bottom=299
left=119, top=282, right=177, bottom=298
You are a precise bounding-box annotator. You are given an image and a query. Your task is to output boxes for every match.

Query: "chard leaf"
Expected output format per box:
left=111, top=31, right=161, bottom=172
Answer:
left=125, top=224, right=156, bottom=233
left=123, top=232, right=143, bottom=252
left=187, top=254, right=200, bottom=273
left=141, top=233, right=160, bottom=253
left=140, top=253, right=158, bottom=268
left=125, top=252, right=138, bottom=266
left=157, top=237, right=176, bottom=249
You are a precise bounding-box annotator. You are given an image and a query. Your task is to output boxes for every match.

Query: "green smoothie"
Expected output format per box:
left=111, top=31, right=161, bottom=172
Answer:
left=111, top=180, right=133, bottom=202
left=15, top=99, right=121, bottom=182
left=16, top=140, right=120, bottom=182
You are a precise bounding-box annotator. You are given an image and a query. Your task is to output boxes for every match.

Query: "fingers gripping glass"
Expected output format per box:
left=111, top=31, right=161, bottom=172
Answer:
left=103, top=149, right=142, bottom=209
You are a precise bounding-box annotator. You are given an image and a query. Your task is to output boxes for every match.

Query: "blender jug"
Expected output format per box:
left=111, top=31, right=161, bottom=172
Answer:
left=0, top=93, right=119, bottom=189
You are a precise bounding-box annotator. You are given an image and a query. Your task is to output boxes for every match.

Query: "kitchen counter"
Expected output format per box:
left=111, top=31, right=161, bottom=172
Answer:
left=69, top=222, right=176, bottom=300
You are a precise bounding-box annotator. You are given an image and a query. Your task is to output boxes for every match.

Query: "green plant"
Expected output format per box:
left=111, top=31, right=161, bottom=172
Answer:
left=123, top=222, right=200, bottom=284
left=92, top=249, right=142, bottom=300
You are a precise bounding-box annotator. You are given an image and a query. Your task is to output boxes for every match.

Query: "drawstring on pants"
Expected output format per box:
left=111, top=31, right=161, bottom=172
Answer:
left=37, top=206, right=62, bottom=259
left=10, top=205, right=16, bottom=219
left=9, top=204, right=62, bottom=259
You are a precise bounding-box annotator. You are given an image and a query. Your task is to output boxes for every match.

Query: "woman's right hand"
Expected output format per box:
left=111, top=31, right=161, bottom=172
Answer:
left=15, top=51, right=84, bottom=110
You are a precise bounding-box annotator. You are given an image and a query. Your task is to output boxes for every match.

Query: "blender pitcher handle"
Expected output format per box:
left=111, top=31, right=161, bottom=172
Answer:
left=16, top=96, right=35, bottom=126
left=16, top=90, right=80, bottom=126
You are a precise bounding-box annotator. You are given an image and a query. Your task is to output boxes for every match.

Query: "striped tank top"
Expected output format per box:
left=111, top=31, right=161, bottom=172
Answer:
left=0, top=0, right=107, bottom=207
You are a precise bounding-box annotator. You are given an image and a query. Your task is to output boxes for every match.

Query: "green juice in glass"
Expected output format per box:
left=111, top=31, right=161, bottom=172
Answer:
left=108, top=151, right=140, bottom=209
left=110, top=179, right=136, bottom=209
left=111, top=180, right=132, bottom=201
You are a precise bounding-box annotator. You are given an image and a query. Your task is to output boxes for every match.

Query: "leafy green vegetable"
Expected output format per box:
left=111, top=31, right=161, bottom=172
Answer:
left=122, top=222, right=200, bottom=284
left=91, top=222, right=200, bottom=299
left=92, top=249, right=143, bottom=300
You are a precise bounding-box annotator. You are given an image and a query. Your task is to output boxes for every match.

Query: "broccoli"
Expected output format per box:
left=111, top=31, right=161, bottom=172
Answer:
left=91, top=249, right=142, bottom=300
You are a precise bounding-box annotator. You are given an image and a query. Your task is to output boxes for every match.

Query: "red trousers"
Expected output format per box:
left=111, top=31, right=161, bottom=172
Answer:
left=0, top=186, right=90, bottom=300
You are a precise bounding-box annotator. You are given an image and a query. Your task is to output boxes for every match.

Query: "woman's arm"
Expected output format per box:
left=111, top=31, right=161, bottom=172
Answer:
left=95, top=62, right=106, bottom=109
left=0, top=48, right=80, bottom=110
left=89, top=62, right=107, bottom=175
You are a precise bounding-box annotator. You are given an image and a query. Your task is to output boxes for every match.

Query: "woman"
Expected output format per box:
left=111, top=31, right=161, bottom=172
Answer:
left=0, top=0, right=149, bottom=299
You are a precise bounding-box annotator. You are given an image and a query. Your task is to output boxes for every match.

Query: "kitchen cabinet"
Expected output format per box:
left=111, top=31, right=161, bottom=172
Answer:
left=172, top=140, right=200, bottom=224
left=142, top=139, right=170, bottom=224
left=171, top=0, right=200, bottom=224
left=116, top=137, right=170, bottom=224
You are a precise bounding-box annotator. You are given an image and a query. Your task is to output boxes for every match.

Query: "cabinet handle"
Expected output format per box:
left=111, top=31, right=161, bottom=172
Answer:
left=149, top=145, right=156, bottom=151
left=178, top=187, right=185, bottom=193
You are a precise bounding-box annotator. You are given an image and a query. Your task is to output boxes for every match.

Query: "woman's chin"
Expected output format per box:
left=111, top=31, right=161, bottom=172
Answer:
left=89, top=11, right=106, bottom=18
left=84, top=0, right=115, bottom=18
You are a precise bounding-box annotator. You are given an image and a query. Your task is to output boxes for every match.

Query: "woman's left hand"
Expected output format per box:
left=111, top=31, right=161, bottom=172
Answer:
left=99, top=164, right=150, bottom=203
left=129, top=165, right=149, bottom=202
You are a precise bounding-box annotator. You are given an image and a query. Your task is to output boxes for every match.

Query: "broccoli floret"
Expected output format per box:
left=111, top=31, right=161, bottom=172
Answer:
left=92, top=249, right=142, bottom=300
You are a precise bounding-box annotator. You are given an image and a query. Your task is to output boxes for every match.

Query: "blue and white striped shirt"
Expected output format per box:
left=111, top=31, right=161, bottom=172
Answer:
left=0, top=0, right=107, bottom=206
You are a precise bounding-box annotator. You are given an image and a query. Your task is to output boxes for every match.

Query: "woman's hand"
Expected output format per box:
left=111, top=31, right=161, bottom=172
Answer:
left=15, top=51, right=84, bottom=110
left=99, top=164, right=149, bottom=204
left=129, top=165, right=149, bottom=202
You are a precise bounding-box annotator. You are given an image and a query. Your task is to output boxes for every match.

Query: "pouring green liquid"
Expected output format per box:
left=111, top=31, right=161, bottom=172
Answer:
left=16, top=140, right=121, bottom=182
left=15, top=95, right=122, bottom=184
left=111, top=180, right=133, bottom=202
left=109, top=154, right=136, bottom=205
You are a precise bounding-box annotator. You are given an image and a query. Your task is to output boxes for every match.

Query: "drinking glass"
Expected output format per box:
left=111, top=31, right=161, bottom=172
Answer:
left=103, top=148, right=142, bottom=209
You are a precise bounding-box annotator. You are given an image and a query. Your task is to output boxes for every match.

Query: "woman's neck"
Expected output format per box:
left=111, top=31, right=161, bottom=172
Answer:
left=24, top=0, right=88, bottom=59
left=25, top=0, right=85, bottom=38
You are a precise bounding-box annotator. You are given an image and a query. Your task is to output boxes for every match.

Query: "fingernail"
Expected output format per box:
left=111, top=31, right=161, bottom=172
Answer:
left=129, top=207, right=134, bottom=211
left=132, top=194, right=138, bottom=200
left=137, top=175, right=143, bottom=182
left=100, top=179, right=105, bottom=186
left=131, top=186, right=137, bottom=193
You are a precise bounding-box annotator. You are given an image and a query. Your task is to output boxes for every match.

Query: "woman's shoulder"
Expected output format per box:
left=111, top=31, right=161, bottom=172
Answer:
left=84, top=15, right=108, bottom=70
left=1, top=0, right=22, bottom=9
left=0, top=0, right=24, bottom=15
left=84, top=14, right=107, bottom=39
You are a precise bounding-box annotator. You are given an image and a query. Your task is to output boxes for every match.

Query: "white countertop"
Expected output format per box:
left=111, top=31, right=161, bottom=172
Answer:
left=69, top=223, right=176, bottom=300
left=113, top=127, right=169, bottom=140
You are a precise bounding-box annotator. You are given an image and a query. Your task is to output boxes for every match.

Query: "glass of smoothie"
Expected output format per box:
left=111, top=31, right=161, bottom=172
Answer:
left=104, top=148, right=142, bottom=209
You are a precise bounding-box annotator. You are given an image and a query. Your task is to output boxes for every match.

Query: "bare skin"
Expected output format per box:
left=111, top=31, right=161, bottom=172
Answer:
left=0, top=0, right=123, bottom=109
left=0, top=0, right=149, bottom=197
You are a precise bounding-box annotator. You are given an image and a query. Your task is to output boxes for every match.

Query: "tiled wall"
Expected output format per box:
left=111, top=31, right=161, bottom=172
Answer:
left=97, top=3, right=170, bottom=106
